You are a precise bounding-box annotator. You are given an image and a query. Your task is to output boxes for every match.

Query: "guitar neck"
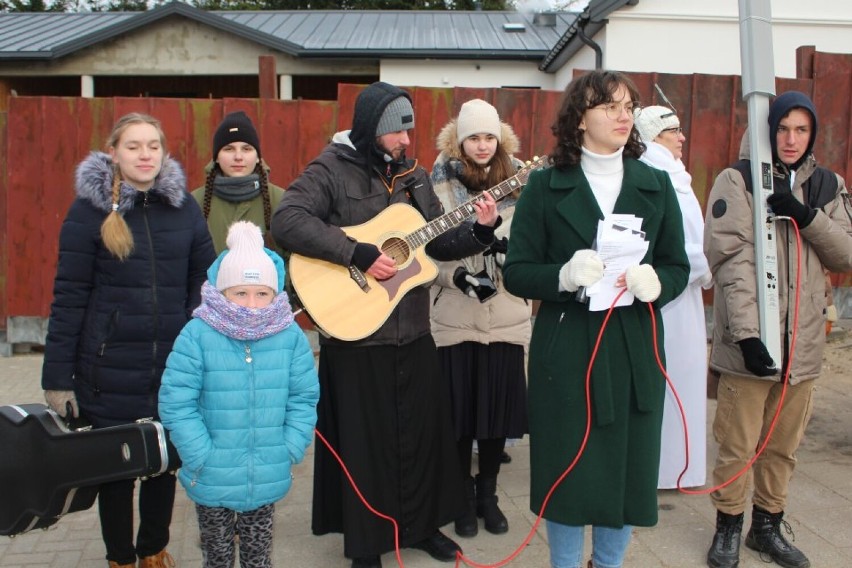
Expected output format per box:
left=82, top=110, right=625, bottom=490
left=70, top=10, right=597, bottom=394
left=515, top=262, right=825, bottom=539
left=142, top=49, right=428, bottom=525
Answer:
left=406, top=175, right=523, bottom=249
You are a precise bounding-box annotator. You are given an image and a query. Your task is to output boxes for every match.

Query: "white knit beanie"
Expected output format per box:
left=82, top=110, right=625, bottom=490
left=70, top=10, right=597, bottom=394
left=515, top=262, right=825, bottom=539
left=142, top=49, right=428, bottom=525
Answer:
left=634, top=105, right=680, bottom=143
left=216, top=221, right=278, bottom=292
left=456, top=99, right=502, bottom=144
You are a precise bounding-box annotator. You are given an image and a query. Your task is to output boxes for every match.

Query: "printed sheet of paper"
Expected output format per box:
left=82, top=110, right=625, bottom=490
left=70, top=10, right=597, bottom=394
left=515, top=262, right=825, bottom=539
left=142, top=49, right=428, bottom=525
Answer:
left=586, top=215, right=649, bottom=312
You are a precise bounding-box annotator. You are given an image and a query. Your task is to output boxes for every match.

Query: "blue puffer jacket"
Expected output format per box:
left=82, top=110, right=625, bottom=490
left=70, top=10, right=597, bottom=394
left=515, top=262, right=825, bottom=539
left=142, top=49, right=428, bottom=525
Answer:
left=158, top=250, right=319, bottom=512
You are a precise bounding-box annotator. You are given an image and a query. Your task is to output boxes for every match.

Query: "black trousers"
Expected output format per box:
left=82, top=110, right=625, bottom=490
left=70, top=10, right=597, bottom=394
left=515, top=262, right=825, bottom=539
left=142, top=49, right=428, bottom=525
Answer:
left=98, top=472, right=176, bottom=564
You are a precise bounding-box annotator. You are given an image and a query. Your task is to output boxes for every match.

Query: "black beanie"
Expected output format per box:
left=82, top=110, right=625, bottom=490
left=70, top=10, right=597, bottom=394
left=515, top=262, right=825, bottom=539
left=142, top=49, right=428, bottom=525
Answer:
left=213, top=111, right=261, bottom=160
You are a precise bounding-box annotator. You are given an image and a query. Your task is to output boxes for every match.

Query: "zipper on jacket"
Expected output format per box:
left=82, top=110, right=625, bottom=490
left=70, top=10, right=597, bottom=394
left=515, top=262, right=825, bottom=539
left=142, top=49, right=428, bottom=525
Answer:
left=142, top=194, right=160, bottom=392
left=245, top=342, right=256, bottom=503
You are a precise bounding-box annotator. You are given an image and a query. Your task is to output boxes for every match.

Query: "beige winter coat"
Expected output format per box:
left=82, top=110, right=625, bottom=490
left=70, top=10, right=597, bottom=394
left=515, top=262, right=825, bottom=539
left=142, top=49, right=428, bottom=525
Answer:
left=704, top=139, right=852, bottom=383
left=429, top=119, right=532, bottom=348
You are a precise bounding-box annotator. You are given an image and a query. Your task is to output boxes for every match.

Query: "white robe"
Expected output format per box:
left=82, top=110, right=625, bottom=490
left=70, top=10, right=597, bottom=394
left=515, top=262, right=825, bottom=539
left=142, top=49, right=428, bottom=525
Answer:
left=640, top=142, right=712, bottom=488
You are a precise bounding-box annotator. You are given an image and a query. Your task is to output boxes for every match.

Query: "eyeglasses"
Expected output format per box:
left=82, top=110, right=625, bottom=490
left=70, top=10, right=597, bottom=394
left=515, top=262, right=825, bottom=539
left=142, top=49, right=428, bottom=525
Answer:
left=661, top=127, right=683, bottom=135
left=591, top=102, right=641, bottom=120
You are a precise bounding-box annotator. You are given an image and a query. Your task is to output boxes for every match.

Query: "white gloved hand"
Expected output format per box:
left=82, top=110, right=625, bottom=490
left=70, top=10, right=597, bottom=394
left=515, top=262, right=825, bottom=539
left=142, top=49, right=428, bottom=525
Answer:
left=826, top=304, right=838, bottom=323
left=44, top=389, right=79, bottom=418
left=625, top=264, right=662, bottom=303
left=558, top=249, right=604, bottom=292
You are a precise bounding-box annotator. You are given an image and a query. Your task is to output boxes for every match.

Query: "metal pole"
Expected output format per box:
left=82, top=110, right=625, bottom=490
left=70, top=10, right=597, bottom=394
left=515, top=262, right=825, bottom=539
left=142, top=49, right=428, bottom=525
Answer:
left=739, top=0, right=781, bottom=364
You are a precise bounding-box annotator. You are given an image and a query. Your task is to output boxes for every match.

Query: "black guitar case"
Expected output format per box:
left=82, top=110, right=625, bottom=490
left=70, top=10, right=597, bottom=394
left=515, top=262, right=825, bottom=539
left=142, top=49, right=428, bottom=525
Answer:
left=0, top=403, right=180, bottom=536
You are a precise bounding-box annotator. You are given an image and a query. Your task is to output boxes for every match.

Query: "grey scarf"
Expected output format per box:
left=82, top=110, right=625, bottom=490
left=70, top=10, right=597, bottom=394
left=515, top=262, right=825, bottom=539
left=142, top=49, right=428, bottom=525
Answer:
left=212, top=174, right=261, bottom=202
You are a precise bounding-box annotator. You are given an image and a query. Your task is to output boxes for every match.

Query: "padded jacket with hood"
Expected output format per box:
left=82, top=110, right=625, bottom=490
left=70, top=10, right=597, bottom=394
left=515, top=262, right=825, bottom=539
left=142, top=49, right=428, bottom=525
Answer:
left=271, top=82, right=493, bottom=346
left=158, top=248, right=319, bottom=512
left=704, top=92, right=852, bottom=382
left=42, top=152, right=215, bottom=427
left=429, top=117, right=532, bottom=348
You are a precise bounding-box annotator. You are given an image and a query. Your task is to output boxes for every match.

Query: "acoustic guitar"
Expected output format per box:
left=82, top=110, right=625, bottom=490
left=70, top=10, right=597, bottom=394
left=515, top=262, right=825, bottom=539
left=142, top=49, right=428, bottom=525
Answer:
left=289, top=156, right=547, bottom=341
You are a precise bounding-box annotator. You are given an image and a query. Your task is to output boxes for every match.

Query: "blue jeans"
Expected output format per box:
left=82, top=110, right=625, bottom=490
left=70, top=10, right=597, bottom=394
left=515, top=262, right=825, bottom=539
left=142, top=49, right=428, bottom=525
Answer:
left=546, top=521, right=633, bottom=568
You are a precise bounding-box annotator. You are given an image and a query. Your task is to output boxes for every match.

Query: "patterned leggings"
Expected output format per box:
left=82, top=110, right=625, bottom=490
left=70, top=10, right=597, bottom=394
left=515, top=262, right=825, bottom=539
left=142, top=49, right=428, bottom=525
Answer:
left=196, top=503, right=275, bottom=568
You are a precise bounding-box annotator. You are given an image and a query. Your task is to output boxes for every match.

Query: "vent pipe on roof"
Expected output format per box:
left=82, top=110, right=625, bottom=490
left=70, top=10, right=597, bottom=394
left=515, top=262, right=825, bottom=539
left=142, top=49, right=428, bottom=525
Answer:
left=533, top=12, right=557, bottom=27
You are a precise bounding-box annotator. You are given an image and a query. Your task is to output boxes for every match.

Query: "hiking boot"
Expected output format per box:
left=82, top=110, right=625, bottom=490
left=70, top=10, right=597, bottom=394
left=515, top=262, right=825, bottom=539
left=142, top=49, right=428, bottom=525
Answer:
left=138, top=550, right=175, bottom=568
left=745, top=507, right=810, bottom=568
left=707, top=510, right=743, bottom=568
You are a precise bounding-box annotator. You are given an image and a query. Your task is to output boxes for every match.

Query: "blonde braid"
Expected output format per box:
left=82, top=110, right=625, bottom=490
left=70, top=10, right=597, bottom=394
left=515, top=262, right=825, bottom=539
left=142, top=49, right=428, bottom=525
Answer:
left=100, top=164, right=134, bottom=260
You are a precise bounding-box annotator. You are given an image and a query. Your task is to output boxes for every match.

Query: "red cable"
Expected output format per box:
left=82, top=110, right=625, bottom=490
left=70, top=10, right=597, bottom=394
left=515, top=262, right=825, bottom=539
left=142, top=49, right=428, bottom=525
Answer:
left=676, top=216, right=803, bottom=496
left=314, top=220, right=804, bottom=565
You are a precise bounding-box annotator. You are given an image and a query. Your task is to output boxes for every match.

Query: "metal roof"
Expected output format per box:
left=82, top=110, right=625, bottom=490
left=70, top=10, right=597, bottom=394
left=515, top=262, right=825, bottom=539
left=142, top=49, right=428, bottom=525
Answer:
left=539, top=0, right=638, bottom=72
left=0, top=2, right=581, bottom=62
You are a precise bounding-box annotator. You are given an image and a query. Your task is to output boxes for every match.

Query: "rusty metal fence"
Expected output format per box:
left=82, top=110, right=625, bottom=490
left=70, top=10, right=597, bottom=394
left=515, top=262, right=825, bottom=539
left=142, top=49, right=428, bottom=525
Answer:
left=1, top=50, right=850, bottom=331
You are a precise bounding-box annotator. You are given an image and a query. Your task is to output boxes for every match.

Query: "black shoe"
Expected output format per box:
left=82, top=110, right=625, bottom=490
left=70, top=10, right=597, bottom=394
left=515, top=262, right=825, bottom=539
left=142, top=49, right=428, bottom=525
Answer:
left=454, top=477, right=478, bottom=538
left=744, top=507, right=810, bottom=568
left=351, top=555, right=382, bottom=568
left=707, top=510, right=743, bottom=568
left=409, top=530, right=462, bottom=562
left=500, top=450, right=512, bottom=464
left=475, top=474, right=509, bottom=534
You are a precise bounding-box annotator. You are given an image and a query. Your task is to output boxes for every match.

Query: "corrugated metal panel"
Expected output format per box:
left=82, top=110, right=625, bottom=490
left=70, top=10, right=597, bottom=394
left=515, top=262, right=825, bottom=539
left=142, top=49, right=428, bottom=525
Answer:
left=215, top=10, right=578, bottom=55
left=0, top=6, right=578, bottom=61
left=0, top=13, right=134, bottom=56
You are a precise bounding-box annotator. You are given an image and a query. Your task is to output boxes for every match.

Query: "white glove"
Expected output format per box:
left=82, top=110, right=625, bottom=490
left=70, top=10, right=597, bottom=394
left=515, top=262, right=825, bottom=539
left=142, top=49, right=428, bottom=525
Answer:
left=44, top=389, right=79, bottom=418
left=625, top=264, right=662, bottom=303
left=826, top=304, right=838, bottom=323
left=559, top=249, right=604, bottom=292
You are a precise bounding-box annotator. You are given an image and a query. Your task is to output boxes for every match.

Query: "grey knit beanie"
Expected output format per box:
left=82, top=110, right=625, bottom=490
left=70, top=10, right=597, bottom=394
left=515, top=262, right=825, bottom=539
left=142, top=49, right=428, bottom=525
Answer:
left=375, top=96, right=415, bottom=137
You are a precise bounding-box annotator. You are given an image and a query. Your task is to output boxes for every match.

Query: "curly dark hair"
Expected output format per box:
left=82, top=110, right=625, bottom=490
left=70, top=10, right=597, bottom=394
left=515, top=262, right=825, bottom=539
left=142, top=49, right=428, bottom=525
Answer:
left=550, top=70, right=645, bottom=169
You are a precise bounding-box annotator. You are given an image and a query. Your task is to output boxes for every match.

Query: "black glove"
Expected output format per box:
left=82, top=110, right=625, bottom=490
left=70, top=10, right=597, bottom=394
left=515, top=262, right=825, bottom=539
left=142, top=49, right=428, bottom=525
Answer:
left=484, top=236, right=508, bottom=266
left=471, top=216, right=503, bottom=245
left=736, top=337, right=778, bottom=377
left=767, top=191, right=816, bottom=228
left=453, top=267, right=479, bottom=299
left=351, top=243, right=382, bottom=272
left=484, top=236, right=508, bottom=256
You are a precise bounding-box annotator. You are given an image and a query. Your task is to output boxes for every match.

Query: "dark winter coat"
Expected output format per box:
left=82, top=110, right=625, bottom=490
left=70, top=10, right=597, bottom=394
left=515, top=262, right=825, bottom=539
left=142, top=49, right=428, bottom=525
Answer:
left=502, top=159, right=689, bottom=527
left=271, top=131, right=491, bottom=347
left=42, top=152, right=216, bottom=428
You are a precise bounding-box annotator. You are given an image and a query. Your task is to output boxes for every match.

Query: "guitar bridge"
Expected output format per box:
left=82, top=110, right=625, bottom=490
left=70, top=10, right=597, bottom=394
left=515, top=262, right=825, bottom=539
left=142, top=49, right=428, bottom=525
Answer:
left=348, top=265, right=371, bottom=292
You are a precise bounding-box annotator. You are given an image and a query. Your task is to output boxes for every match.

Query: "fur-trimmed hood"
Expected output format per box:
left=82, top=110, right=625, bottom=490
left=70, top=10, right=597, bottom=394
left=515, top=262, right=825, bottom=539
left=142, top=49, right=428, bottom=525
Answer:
left=435, top=118, right=520, bottom=159
left=75, top=151, right=187, bottom=214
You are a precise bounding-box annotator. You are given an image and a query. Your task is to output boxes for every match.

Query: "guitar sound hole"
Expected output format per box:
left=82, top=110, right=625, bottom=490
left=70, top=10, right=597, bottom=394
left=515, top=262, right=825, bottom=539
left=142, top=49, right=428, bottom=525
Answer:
left=382, top=238, right=410, bottom=266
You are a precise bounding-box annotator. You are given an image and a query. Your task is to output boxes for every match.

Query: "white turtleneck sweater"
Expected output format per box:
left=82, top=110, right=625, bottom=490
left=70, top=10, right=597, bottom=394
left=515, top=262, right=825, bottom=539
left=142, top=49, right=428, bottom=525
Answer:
left=580, top=146, right=624, bottom=217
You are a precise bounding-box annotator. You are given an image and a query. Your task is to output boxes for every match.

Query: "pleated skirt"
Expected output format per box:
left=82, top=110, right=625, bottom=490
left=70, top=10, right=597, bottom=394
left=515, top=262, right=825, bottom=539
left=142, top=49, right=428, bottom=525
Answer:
left=438, top=341, right=528, bottom=440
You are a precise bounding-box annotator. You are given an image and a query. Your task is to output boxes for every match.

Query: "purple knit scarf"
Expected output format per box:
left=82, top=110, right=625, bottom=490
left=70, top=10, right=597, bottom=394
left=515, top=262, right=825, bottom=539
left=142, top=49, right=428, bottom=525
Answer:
left=193, top=281, right=294, bottom=341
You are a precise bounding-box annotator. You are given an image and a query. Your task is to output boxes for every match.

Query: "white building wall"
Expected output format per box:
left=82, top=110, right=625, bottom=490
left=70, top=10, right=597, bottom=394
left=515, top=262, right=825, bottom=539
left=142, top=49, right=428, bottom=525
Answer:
left=597, top=0, right=852, bottom=79
left=381, top=59, right=556, bottom=90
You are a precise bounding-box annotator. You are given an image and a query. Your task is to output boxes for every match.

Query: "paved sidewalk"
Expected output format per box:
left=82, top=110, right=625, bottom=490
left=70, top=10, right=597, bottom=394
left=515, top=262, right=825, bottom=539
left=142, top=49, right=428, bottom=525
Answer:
left=1, top=325, right=851, bottom=567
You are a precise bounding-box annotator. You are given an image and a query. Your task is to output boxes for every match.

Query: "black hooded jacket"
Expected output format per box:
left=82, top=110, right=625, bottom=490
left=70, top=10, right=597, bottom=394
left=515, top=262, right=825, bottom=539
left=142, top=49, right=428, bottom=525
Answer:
left=272, top=82, right=493, bottom=346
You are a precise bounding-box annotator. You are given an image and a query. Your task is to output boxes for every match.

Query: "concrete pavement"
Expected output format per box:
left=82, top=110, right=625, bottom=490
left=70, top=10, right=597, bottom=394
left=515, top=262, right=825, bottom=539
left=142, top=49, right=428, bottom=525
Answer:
left=1, top=323, right=850, bottom=567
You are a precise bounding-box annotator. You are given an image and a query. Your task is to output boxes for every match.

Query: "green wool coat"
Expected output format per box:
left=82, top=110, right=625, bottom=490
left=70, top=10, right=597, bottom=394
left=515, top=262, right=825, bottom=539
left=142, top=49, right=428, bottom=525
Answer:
left=502, top=159, right=689, bottom=527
